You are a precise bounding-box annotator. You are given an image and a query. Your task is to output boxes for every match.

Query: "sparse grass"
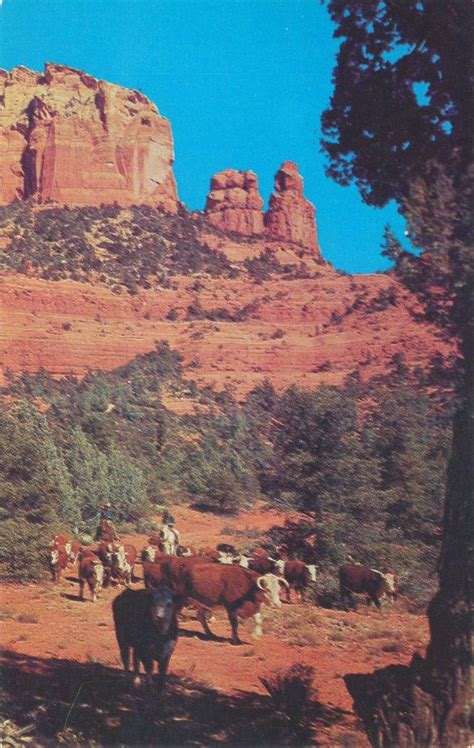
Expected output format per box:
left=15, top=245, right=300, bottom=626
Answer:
left=287, top=622, right=320, bottom=647
left=0, top=203, right=235, bottom=293
left=382, top=641, right=404, bottom=653
left=17, top=613, right=39, bottom=624
left=363, top=623, right=394, bottom=639
left=0, top=610, right=38, bottom=624
left=263, top=606, right=324, bottom=647
left=0, top=609, right=17, bottom=621
left=328, top=630, right=346, bottom=642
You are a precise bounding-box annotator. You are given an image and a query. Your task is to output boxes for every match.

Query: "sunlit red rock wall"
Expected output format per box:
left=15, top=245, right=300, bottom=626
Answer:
left=0, top=64, right=178, bottom=210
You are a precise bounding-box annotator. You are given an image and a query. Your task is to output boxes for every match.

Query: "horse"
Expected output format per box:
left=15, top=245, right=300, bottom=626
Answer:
left=95, top=519, right=119, bottom=543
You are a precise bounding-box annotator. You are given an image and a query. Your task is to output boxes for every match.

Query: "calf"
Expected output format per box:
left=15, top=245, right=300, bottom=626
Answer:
left=112, top=586, right=178, bottom=689
left=176, top=545, right=197, bottom=557
left=79, top=555, right=104, bottom=602
left=275, top=560, right=317, bottom=603
left=248, top=554, right=277, bottom=575
left=199, top=547, right=221, bottom=561
left=50, top=547, right=68, bottom=583
left=111, top=544, right=137, bottom=586
left=141, top=544, right=166, bottom=563
left=339, top=564, right=390, bottom=610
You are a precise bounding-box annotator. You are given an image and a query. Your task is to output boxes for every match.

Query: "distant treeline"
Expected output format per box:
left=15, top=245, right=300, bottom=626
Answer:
left=0, top=342, right=452, bottom=605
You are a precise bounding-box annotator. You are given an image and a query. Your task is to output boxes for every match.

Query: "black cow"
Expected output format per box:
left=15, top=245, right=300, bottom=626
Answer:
left=112, top=586, right=179, bottom=688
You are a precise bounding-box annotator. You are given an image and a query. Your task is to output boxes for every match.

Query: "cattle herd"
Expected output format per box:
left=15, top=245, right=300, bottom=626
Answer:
left=48, top=532, right=399, bottom=691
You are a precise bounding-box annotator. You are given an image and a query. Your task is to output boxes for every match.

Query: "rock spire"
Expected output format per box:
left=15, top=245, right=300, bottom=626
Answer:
left=204, top=161, right=320, bottom=256
left=205, top=169, right=265, bottom=235
left=264, top=161, right=320, bottom=255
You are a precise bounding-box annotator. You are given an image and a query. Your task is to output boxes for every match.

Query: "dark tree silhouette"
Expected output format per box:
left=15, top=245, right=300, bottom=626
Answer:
left=322, top=2, right=473, bottom=745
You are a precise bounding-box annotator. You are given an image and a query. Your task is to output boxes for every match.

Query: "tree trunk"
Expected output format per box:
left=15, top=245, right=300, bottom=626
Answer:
left=345, top=291, right=473, bottom=746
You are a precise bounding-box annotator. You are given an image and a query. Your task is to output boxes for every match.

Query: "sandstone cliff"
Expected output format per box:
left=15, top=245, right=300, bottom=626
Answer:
left=0, top=63, right=178, bottom=210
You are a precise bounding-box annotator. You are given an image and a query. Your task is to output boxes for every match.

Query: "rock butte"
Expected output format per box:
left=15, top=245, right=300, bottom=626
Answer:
left=0, top=63, right=178, bottom=211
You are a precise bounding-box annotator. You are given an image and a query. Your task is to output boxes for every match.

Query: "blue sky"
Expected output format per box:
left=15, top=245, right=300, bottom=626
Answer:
left=0, top=0, right=407, bottom=273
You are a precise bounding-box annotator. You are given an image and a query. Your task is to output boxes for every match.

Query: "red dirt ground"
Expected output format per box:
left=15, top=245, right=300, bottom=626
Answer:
left=0, top=506, right=429, bottom=745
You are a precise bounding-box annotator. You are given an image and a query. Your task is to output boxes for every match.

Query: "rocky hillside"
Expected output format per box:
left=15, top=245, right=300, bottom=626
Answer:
left=0, top=204, right=452, bottom=398
left=0, top=64, right=454, bottom=395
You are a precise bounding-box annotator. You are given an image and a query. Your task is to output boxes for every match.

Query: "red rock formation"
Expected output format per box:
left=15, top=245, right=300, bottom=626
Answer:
left=264, top=161, right=320, bottom=256
left=0, top=63, right=178, bottom=210
left=205, top=169, right=264, bottom=235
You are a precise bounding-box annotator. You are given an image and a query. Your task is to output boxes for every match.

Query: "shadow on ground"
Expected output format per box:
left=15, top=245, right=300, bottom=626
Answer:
left=0, top=649, right=349, bottom=746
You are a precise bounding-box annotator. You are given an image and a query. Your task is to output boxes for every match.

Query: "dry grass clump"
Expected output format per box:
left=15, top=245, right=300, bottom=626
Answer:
left=0, top=610, right=39, bottom=624
left=16, top=613, right=39, bottom=624
left=260, top=663, right=316, bottom=725
left=363, top=622, right=394, bottom=639
left=382, top=641, right=404, bottom=654
left=0, top=719, right=34, bottom=746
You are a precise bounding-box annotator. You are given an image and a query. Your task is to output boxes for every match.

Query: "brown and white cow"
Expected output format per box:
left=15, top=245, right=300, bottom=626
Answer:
left=275, top=560, right=317, bottom=603
left=144, top=557, right=288, bottom=644
left=111, top=544, right=137, bottom=587
left=176, top=545, right=198, bottom=557
left=378, top=571, right=399, bottom=604
left=199, top=547, right=221, bottom=561
left=142, top=555, right=214, bottom=591
left=178, top=563, right=289, bottom=644
left=141, top=544, right=166, bottom=563
left=79, top=555, right=104, bottom=602
left=339, top=564, right=393, bottom=610
left=50, top=535, right=82, bottom=565
left=97, top=542, right=115, bottom=587
left=50, top=547, right=68, bottom=583
left=247, top=554, right=277, bottom=575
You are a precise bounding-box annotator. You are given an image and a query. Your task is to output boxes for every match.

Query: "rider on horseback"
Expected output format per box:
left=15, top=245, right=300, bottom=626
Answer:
left=95, top=502, right=120, bottom=542
left=161, top=510, right=180, bottom=554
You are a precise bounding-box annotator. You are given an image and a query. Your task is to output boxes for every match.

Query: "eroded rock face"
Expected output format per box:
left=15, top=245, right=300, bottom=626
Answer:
left=0, top=63, right=178, bottom=210
left=265, top=161, right=320, bottom=255
left=205, top=169, right=264, bottom=235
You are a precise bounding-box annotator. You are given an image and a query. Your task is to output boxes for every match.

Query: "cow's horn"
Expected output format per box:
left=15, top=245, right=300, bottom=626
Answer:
left=277, top=576, right=290, bottom=588
left=256, top=576, right=266, bottom=590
